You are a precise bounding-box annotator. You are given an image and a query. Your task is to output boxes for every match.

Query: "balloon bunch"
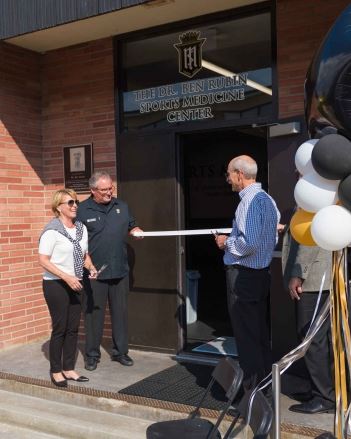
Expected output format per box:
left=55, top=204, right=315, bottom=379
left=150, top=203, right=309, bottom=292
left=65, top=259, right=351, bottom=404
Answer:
left=291, top=133, right=351, bottom=439
left=290, top=133, right=351, bottom=251
left=292, top=4, right=351, bottom=438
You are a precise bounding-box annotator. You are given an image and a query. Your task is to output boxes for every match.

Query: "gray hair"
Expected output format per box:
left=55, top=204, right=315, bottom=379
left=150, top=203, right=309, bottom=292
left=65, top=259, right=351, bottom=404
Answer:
left=230, top=157, right=257, bottom=179
left=89, top=171, right=112, bottom=189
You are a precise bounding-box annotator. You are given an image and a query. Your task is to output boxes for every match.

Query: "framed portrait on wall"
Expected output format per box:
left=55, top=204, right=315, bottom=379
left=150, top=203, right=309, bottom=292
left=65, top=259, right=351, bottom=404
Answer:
left=63, top=144, right=93, bottom=193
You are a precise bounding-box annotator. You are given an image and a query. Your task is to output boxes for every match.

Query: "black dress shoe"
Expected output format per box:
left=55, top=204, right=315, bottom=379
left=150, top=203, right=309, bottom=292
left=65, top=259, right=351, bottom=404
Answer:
left=315, top=433, right=337, bottom=439
left=84, top=357, right=98, bottom=371
left=289, top=398, right=335, bottom=414
left=111, top=354, right=134, bottom=366
left=62, top=373, right=89, bottom=382
left=50, top=373, right=67, bottom=388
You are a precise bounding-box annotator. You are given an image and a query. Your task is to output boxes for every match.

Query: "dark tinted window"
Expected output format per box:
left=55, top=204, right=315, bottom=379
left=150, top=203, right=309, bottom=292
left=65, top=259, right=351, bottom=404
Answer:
left=120, top=11, right=273, bottom=131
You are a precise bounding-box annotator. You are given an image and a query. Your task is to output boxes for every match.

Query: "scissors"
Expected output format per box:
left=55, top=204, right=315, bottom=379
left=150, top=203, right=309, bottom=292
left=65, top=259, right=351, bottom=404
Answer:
left=96, top=264, right=108, bottom=278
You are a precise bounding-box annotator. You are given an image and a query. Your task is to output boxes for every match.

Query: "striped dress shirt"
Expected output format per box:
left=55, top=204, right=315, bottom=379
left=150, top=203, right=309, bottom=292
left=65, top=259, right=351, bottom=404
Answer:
left=224, top=183, right=280, bottom=269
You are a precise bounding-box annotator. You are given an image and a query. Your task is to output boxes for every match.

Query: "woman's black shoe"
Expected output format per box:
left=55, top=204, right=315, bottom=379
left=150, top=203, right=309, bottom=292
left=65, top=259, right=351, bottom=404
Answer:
left=62, top=373, right=89, bottom=382
left=50, top=373, right=67, bottom=388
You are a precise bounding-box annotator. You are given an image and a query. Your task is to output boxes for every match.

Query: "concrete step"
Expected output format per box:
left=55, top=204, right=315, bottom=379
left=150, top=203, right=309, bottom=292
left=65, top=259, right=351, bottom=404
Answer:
left=0, top=378, right=331, bottom=439
left=0, top=388, right=153, bottom=439
left=0, top=422, right=62, bottom=439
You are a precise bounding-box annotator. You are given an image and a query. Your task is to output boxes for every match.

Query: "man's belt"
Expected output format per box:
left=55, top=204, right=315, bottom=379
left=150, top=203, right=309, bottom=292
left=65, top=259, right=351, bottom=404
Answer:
left=225, top=264, right=269, bottom=271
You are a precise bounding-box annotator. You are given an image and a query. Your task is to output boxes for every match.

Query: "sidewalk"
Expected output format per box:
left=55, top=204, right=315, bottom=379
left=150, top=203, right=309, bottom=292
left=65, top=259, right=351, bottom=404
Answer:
left=0, top=338, right=335, bottom=437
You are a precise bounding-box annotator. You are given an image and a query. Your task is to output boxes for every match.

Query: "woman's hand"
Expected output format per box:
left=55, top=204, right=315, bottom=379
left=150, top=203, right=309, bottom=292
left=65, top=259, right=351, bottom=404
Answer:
left=39, top=254, right=82, bottom=291
left=84, top=254, right=97, bottom=279
left=62, top=274, right=83, bottom=292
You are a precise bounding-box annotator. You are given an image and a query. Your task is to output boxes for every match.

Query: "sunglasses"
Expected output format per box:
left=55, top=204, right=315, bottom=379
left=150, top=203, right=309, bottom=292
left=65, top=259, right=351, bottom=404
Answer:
left=60, top=199, right=80, bottom=207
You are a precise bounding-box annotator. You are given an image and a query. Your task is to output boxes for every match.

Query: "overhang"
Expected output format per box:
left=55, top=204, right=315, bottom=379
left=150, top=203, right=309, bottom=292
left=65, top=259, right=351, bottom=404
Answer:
left=4, top=0, right=267, bottom=53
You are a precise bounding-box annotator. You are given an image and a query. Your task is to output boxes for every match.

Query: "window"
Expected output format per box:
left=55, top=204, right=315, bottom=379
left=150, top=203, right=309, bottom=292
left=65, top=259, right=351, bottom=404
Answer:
left=119, top=10, right=274, bottom=131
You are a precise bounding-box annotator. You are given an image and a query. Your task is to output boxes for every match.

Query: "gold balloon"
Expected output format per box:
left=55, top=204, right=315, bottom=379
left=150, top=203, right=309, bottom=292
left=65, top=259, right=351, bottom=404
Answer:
left=290, top=209, right=316, bottom=246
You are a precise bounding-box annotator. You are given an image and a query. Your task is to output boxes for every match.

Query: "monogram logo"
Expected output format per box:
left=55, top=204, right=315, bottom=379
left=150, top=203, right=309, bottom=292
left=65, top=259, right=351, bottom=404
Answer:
left=174, top=31, right=206, bottom=79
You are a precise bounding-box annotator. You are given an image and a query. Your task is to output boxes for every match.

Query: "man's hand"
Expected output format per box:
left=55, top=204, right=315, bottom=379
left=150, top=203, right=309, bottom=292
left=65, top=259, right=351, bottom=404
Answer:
left=215, top=234, right=227, bottom=250
left=130, top=227, right=144, bottom=240
left=277, top=223, right=286, bottom=234
left=88, top=266, right=98, bottom=279
left=288, top=277, right=303, bottom=300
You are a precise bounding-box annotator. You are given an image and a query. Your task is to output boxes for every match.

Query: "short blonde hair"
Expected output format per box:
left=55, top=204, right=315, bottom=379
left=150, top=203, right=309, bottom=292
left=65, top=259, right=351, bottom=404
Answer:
left=51, top=188, right=78, bottom=217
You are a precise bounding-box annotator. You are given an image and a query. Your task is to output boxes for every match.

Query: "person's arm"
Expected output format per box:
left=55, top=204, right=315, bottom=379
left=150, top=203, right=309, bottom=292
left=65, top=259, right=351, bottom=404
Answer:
left=291, top=244, right=320, bottom=281
left=129, top=226, right=144, bottom=240
left=277, top=223, right=287, bottom=234
left=39, top=230, right=83, bottom=291
left=84, top=253, right=97, bottom=278
left=38, top=254, right=83, bottom=291
left=215, top=234, right=228, bottom=250
left=288, top=276, right=303, bottom=300
left=222, top=196, right=273, bottom=256
left=127, top=206, right=143, bottom=240
left=287, top=239, right=320, bottom=300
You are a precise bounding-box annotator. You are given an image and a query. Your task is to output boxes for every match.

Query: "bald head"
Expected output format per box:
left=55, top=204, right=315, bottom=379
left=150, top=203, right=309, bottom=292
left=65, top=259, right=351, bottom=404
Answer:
left=228, top=155, right=257, bottom=180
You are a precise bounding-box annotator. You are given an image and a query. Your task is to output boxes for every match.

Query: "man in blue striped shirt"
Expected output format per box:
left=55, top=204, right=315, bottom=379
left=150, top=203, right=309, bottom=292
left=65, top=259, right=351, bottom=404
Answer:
left=215, top=155, right=280, bottom=392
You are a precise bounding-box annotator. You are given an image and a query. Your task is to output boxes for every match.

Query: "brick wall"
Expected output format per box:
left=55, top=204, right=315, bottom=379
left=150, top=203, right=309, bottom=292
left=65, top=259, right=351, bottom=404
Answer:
left=41, top=38, right=116, bottom=185
left=277, top=0, right=350, bottom=119
left=0, top=37, right=116, bottom=349
left=41, top=37, right=116, bottom=341
left=0, top=42, right=50, bottom=349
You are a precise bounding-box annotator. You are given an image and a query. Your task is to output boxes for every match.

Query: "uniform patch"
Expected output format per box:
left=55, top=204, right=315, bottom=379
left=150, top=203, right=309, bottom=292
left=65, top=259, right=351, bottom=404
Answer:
left=116, top=209, right=120, bottom=214
left=87, top=218, right=97, bottom=222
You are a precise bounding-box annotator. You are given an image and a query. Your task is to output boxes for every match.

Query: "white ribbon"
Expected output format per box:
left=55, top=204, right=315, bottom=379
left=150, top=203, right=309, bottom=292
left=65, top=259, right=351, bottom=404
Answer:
left=131, top=228, right=232, bottom=237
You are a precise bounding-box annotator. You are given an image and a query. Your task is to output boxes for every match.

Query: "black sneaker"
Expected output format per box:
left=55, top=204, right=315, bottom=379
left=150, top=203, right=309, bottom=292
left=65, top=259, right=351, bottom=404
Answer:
left=111, top=354, right=134, bottom=366
left=84, top=357, right=98, bottom=371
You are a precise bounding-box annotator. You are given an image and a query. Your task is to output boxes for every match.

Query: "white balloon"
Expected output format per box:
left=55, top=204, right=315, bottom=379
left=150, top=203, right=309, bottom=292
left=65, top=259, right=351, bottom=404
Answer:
left=295, top=139, right=319, bottom=175
left=311, top=205, right=351, bottom=251
left=294, top=170, right=339, bottom=212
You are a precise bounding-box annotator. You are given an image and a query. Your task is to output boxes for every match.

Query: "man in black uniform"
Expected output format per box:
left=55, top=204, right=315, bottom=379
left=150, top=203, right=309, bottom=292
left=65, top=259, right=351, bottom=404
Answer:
left=77, top=171, right=142, bottom=371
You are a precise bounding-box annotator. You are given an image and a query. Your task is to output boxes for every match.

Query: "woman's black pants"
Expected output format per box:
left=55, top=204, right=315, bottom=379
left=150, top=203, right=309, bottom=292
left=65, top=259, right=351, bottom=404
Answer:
left=43, top=280, right=82, bottom=373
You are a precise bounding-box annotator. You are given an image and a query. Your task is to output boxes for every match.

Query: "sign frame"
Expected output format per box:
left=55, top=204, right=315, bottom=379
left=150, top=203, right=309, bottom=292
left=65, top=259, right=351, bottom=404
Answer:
left=63, top=144, right=93, bottom=193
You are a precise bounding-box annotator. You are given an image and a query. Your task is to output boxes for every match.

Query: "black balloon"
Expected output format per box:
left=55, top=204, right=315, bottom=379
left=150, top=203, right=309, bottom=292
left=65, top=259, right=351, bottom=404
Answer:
left=338, top=174, right=351, bottom=212
left=305, top=4, right=351, bottom=140
left=311, top=134, right=351, bottom=180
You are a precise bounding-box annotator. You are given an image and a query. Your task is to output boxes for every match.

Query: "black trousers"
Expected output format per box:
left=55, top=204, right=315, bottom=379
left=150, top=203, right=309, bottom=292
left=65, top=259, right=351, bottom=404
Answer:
left=296, top=291, right=335, bottom=403
left=83, top=276, right=129, bottom=359
left=226, top=265, right=271, bottom=391
left=43, top=280, right=82, bottom=373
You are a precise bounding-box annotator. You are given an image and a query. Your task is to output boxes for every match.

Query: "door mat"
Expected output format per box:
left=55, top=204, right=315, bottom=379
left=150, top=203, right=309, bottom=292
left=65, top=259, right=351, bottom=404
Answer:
left=192, top=336, right=238, bottom=357
left=119, top=363, right=229, bottom=410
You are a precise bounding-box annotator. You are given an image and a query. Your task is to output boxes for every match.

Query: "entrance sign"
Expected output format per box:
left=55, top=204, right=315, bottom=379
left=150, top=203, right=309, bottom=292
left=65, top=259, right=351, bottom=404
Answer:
left=120, top=10, right=274, bottom=130
left=63, top=144, right=93, bottom=193
left=126, top=74, right=248, bottom=123
left=174, top=31, right=206, bottom=78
